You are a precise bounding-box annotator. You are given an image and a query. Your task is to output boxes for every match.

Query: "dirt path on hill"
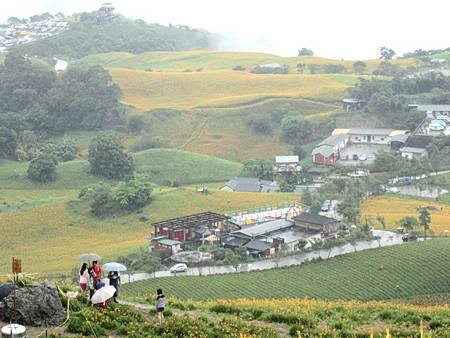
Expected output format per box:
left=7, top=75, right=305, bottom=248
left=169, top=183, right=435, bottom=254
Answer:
left=179, top=115, right=208, bottom=151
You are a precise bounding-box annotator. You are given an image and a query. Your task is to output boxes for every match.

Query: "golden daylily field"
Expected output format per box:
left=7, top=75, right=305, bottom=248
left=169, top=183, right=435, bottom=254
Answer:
left=0, top=187, right=297, bottom=276
left=362, top=195, right=450, bottom=234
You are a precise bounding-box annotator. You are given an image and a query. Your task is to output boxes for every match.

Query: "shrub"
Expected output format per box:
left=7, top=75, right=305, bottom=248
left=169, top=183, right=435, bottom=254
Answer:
left=281, top=115, right=313, bottom=145
left=247, top=115, right=272, bottom=134
left=113, top=175, right=153, bottom=212
left=27, top=153, right=58, bottom=182
left=129, top=137, right=164, bottom=152
left=232, top=65, right=246, bottom=71
left=39, top=138, right=78, bottom=162
left=128, top=115, right=146, bottom=134
left=90, top=183, right=118, bottom=217
left=0, top=126, right=17, bottom=158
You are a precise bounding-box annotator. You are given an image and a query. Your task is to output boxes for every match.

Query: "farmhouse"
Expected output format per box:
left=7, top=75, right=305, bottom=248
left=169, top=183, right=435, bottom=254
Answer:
left=312, top=134, right=348, bottom=165
left=221, top=177, right=278, bottom=192
left=293, top=212, right=341, bottom=237
left=412, top=104, right=450, bottom=117
left=273, top=156, right=301, bottom=174
left=400, top=146, right=428, bottom=159
left=152, top=211, right=239, bottom=244
left=335, top=128, right=409, bottom=145
left=150, top=237, right=182, bottom=255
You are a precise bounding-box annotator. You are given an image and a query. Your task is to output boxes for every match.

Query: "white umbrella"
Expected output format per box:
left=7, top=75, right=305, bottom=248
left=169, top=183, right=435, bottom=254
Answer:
left=103, top=262, right=127, bottom=272
left=79, top=253, right=102, bottom=262
left=91, top=285, right=116, bottom=304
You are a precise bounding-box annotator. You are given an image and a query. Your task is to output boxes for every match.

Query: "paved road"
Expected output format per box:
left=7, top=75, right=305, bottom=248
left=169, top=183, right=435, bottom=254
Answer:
left=122, top=230, right=406, bottom=284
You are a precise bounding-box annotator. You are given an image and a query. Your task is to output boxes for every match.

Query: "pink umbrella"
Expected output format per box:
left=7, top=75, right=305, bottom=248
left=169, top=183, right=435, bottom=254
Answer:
left=91, top=285, right=116, bottom=304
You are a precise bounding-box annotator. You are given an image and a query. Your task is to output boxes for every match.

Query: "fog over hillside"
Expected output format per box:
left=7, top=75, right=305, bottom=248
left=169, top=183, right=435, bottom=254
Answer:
left=1, top=0, right=449, bottom=59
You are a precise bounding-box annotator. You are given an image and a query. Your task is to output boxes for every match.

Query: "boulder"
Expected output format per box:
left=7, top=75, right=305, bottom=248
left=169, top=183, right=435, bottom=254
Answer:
left=0, top=284, right=65, bottom=326
left=139, top=215, right=150, bottom=222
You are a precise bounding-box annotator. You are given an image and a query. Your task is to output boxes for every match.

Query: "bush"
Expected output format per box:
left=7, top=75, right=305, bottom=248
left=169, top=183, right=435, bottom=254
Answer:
left=128, top=115, right=146, bottom=134
left=281, top=115, right=313, bottom=145
left=90, top=183, right=118, bottom=217
left=27, top=153, right=58, bottom=182
left=247, top=115, right=272, bottom=134
left=0, top=126, right=17, bottom=158
left=113, top=175, right=153, bottom=212
left=232, top=65, right=246, bottom=71
left=40, top=138, right=78, bottom=162
left=88, top=132, right=134, bottom=179
left=129, top=137, right=164, bottom=152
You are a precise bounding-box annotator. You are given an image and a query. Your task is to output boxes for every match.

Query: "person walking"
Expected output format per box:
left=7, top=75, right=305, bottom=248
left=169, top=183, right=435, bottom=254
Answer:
left=156, top=288, right=165, bottom=325
left=108, top=270, right=120, bottom=303
left=79, top=263, right=89, bottom=294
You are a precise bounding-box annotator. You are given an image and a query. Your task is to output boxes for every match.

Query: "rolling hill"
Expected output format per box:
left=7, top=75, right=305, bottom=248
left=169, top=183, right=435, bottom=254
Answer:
left=108, top=68, right=349, bottom=111
left=80, top=49, right=416, bottom=73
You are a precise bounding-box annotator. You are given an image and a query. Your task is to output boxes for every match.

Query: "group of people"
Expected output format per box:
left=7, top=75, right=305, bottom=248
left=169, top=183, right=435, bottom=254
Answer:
left=79, top=261, right=121, bottom=306
left=79, top=261, right=166, bottom=324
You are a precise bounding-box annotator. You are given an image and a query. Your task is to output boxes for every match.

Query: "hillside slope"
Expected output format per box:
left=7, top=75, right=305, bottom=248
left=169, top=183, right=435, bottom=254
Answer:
left=109, top=68, right=348, bottom=110
left=122, top=239, right=450, bottom=302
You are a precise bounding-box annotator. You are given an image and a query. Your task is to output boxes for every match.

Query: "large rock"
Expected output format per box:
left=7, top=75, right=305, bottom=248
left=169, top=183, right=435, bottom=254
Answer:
left=0, top=284, right=65, bottom=326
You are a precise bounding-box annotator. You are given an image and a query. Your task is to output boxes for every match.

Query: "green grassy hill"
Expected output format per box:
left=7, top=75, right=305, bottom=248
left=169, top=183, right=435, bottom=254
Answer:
left=122, top=239, right=450, bottom=302
left=0, top=149, right=241, bottom=190
left=134, top=148, right=242, bottom=184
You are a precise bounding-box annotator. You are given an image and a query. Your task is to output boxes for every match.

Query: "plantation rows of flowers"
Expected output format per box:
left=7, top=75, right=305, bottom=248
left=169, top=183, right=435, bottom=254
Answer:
left=202, top=298, right=450, bottom=337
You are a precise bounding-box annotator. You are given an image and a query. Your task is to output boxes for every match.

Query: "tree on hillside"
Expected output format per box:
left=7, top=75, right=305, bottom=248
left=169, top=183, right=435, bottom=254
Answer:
left=48, top=64, right=122, bottom=131
left=88, top=132, right=134, bottom=179
left=375, top=215, right=386, bottom=229
left=379, top=46, right=396, bottom=62
left=27, top=153, right=58, bottom=183
left=353, top=61, right=367, bottom=74
left=240, top=159, right=273, bottom=180
left=281, top=115, right=313, bottom=145
left=336, top=198, right=360, bottom=224
left=418, top=208, right=431, bottom=239
left=298, top=48, right=314, bottom=56
left=114, top=175, right=153, bottom=212
left=0, top=127, right=17, bottom=158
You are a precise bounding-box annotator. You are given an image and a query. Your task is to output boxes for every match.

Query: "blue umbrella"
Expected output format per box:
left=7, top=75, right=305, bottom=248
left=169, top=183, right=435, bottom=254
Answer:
left=103, top=262, right=127, bottom=272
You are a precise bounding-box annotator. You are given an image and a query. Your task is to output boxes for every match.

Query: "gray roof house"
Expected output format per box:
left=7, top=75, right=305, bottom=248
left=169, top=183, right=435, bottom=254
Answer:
left=221, top=177, right=279, bottom=193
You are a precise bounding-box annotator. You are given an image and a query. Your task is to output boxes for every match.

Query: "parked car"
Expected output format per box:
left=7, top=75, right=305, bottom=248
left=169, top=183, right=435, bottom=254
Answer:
left=352, top=154, right=359, bottom=160
left=348, top=169, right=370, bottom=177
left=169, top=263, right=188, bottom=273
left=321, top=200, right=332, bottom=212
left=358, top=154, right=367, bottom=161
left=402, top=233, right=418, bottom=242
left=429, top=123, right=445, bottom=131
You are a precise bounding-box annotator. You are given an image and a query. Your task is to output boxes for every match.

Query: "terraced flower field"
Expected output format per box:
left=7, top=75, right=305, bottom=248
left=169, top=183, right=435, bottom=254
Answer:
left=122, top=239, right=450, bottom=302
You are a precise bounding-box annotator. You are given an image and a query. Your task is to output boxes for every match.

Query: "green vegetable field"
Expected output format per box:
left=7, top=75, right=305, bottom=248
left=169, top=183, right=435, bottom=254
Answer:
left=122, top=239, right=450, bottom=302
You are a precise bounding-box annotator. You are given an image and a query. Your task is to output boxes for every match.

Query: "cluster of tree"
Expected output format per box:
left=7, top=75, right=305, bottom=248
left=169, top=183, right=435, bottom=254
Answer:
left=240, top=159, right=273, bottom=181
left=0, top=54, right=122, bottom=156
left=14, top=16, right=213, bottom=58
left=298, top=48, right=314, bottom=56
left=79, top=175, right=153, bottom=217
left=426, top=135, right=450, bottom=171
left=306, top=63, right=347, bottom=74
left=349, top=72, right=450, bottom=129
left=372, top=151, right=431, bottom=177
left=250, top=64, right=289, bottom=74
left=400, top=47, right=450, bottom=59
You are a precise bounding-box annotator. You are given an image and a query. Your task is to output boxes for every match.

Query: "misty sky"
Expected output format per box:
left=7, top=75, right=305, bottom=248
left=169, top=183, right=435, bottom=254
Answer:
left=0, top=0, right=448, bottom=59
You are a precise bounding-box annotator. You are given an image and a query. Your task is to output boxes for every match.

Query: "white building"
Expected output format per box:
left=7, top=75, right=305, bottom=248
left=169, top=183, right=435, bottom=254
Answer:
left=332, top=128, right=408, bottom=145
left=400, top=147, right=428, bottom=159
left=274, top=155, right=301, bottom=173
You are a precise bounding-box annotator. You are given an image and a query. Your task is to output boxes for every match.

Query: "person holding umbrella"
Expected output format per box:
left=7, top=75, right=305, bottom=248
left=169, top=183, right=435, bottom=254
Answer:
left=103, top=262, right=127, bottom=304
